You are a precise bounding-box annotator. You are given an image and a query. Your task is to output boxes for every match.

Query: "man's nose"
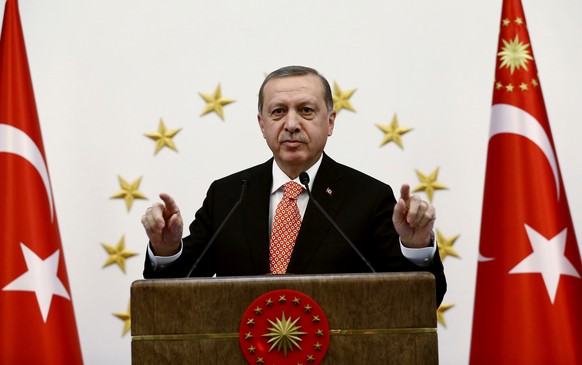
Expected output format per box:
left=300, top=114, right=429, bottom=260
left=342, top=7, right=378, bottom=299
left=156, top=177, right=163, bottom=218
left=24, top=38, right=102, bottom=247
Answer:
left=284, top=110, right=301, bottom=132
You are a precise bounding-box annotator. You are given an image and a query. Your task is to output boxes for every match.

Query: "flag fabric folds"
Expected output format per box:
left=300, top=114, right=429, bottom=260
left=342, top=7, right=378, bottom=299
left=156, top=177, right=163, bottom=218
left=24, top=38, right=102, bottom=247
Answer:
left=470, top=0, right=582, bottom=363
left=0, top=0, right=83, bottom=363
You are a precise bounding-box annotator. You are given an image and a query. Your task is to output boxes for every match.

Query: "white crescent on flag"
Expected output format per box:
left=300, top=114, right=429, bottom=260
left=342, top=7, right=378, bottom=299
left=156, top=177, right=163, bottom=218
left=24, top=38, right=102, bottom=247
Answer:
left=478, top=104, right=561, bottom=264
left=0, top=123, right=54, bottom=220
left=489, top=103, right=560, bottom=200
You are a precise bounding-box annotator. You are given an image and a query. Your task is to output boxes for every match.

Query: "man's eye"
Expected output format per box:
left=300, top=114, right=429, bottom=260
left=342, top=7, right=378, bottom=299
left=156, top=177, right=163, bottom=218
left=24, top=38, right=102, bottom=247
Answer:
left=301, top=107, right=316, bottom=117
left=271, top=108, right=284, bottom=115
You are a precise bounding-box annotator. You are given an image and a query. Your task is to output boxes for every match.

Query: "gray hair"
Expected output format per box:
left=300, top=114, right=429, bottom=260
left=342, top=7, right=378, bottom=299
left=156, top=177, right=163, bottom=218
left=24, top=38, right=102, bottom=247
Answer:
left=258, top=65, right=334, bottom=114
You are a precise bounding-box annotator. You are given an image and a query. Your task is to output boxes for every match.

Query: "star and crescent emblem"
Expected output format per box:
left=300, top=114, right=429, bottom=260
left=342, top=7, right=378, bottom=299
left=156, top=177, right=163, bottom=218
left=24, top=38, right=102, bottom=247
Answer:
left=479, top=105, right=580, bottom=304
left=0, top=123, right=72, bottom=324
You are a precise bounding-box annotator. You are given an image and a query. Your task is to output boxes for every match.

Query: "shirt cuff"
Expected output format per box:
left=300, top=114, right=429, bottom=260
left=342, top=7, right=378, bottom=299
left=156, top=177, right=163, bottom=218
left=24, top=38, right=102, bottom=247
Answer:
left=147, top=241, right=183, bottom=270
left=399, top=234, right=437, bottom=267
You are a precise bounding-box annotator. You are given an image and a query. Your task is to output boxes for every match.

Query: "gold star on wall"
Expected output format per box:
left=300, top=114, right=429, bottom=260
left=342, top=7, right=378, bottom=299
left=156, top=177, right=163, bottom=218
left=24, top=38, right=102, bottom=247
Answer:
left=199, top=83, right=235, bottom=121
left=144, top=118, right=181, bottom=155
left=376, top=113, right=413, bottom=149
left=332, top=81, right=356, bottom=113
left=437, top=303, right=454, bottom=327
left=110, top=176, right=147, bottom=212
left=101, top=235, right=138, bottom=273
left=113, top=301, right=131, bottom=337
left=436, top=229, right=460, bottom=261
left=412, top=167, right=448, bottom=202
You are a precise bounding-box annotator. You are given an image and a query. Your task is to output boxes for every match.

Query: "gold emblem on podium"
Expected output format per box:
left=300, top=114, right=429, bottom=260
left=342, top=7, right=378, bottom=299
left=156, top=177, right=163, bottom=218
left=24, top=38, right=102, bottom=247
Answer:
left=239, top=289, right=330, bottom=365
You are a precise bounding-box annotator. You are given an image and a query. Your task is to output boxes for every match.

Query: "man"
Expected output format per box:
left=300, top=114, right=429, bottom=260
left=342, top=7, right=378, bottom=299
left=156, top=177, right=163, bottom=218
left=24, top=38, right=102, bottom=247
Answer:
left=141, top=65, right=446, bottom=305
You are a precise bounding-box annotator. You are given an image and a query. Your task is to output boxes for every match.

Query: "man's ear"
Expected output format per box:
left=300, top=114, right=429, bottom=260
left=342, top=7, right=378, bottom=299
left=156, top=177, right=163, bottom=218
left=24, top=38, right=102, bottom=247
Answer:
left=257, top=113, right=266, bottom=138
left=328, top=110, right=336, bottom=136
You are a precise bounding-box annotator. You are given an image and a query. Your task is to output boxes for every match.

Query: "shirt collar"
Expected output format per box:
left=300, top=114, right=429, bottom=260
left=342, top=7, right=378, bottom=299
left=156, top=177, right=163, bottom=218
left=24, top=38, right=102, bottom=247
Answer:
left=270, top=154, right=323, bottom=194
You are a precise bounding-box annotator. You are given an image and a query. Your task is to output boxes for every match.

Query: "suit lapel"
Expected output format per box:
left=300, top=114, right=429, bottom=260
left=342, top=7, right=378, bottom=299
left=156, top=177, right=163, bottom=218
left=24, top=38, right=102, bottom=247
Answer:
left=287, top=153, right=347, bottom=273
left=241, top=159, right=273, bottom=273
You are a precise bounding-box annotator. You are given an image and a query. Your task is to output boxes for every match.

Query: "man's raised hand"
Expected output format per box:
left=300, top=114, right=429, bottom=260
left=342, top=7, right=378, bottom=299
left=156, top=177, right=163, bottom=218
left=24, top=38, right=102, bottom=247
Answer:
left=141, top=193, right=183, bottom=256
left=392, top=184, right=436, bottom=248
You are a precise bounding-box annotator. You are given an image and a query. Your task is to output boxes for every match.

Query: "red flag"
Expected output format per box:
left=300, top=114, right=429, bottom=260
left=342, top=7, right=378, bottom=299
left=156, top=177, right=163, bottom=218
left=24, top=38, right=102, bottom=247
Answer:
left=470, top=0, right=582, bottom=363
left=0, top=1, right=83, bottom=363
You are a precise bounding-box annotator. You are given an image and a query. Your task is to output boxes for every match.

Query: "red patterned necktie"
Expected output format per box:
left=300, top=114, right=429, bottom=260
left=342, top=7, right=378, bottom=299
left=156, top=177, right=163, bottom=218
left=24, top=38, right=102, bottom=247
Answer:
left=269, top=181, right=304, bottom=274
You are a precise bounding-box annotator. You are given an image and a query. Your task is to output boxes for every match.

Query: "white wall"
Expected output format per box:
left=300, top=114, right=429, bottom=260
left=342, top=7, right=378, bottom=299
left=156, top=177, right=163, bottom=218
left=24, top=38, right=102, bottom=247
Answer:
left=5, top=0, right=582, bottom=363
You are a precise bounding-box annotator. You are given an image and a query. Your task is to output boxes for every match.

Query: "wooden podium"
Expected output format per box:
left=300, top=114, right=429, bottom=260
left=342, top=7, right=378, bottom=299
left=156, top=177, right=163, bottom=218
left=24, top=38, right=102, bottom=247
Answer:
left=131, top=272, right=438, bottom=364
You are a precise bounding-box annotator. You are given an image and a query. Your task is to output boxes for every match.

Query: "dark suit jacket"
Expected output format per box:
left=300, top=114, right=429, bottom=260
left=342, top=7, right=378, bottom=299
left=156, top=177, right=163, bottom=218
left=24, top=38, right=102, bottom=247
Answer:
left=144, top=153, right=446, bottom=305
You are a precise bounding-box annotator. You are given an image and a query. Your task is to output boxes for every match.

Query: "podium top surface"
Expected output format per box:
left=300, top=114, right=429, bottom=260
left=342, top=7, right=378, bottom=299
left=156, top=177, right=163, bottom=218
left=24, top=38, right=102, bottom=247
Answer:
left=131, top=272, right=436, bottom=336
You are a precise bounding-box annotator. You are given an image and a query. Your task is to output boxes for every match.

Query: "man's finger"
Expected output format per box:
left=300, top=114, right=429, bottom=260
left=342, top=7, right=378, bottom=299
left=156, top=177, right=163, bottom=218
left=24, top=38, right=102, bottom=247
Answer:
left=147, top=202, right=166, bottom=231
left=167, top=213, right=183, bottom=237
left=413, top=200, right=429, bottom=227
left=406, top=194, right=422, bottom=226
left=141, top=209, right=163, bottom=243
left=400, top=184, right=411, bottom=203
left=159, top=193, right=180, bottom=218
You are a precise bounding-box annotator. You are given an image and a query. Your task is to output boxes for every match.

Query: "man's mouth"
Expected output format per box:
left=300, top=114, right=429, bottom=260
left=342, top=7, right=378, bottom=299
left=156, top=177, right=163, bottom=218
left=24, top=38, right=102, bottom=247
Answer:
left=282, top=140, right=303, bottom=146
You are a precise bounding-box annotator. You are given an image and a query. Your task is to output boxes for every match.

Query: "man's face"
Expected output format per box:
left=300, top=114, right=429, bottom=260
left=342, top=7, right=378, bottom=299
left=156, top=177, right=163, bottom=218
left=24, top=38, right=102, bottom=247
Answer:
left=258, top=74, right=335, bottom=178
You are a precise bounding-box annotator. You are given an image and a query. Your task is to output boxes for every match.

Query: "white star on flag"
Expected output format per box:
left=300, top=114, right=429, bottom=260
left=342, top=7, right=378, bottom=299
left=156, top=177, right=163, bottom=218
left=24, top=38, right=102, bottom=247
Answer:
left=509, top=224, right=580, bottom=304
left=2, top=243, right=71, bottom=322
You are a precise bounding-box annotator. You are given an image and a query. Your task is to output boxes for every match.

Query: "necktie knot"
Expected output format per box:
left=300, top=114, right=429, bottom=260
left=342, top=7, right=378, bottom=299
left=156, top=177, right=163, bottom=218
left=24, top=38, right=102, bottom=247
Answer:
left=283, top=181, right=303, bottom=200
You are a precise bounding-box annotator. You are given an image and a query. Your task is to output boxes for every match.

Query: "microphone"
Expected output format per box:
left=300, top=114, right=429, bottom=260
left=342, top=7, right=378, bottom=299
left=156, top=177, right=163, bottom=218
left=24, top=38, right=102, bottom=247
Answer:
left=186, top=178, right=249, bottom=277
left=299, top=172, right=376, bottom=273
